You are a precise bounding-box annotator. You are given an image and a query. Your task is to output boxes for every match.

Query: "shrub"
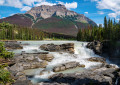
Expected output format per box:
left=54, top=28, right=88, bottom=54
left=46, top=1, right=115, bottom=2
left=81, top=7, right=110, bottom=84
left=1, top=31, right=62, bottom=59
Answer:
left=0, top=69, right=14, bottom=84
left=0, top=42, right=14, bottom=59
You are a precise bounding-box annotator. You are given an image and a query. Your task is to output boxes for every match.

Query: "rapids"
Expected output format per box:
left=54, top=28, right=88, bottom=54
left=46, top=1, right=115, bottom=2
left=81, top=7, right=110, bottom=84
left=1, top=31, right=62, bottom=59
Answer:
left=11, top=41, right=115, bottom=84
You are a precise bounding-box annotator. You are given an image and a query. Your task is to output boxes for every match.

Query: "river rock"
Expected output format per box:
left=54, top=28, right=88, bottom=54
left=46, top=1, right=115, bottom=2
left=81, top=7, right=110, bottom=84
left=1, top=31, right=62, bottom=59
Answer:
left=49, top=67, right=120, bottom=85
left=39, top=54, right=54, bottom=62
left=53, top=62, right=84, bottom=72
left=87, top=57, right=106, bottom=63
left=40, top=43, right=74, bottom=54
left=0, top=58, right=15, bottom=67
left=22, top=61, right=48, bottom=70
left=5, top=41, right=23, bottom=49
left=15, top=72, right=27, bottom=81
left=86, top=40, right=102, bottom=54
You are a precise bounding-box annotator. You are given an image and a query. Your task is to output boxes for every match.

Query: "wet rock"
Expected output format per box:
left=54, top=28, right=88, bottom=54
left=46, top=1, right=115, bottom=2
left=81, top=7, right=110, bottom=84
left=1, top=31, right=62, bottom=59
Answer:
left=9, top=63, right=24, bottom=72
left=0, top=58, right=15, bottom=67
left=24, top=52, right=49, bottom=55
left=9, top=60, right=48, bottom=72
left=23, top=61, right=48, bottom=70
left=5, top=41, right=23, bottom=49
left=53, top=62, right=84, bottom=72
left=24, top=55, right=35, bottom=61
left=105, top=64, right=119, bottom=69
left=86, top=41, right=102, bottom=54
left=13, top=80, right=33, bottom=85
left=87, top=57, right=106, bottom=63
left=15, top=72, right=27, bottom=81
left=78, top=64, right=85, bottom=67
left=40, top=43, right=74, bottom=54
left=39, top=54, right=54, bottom=62
left=40, top=60, right=48, bottom=68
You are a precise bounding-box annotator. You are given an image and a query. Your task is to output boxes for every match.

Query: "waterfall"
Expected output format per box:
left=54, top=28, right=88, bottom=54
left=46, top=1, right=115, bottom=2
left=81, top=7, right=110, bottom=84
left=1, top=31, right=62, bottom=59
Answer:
left=14, top=41, right=103, bottom=84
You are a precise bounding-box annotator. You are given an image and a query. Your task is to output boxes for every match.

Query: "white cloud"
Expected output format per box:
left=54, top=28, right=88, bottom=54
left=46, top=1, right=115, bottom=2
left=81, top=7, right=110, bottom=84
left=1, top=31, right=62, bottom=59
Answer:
left=98, top=11, right=104, bottom=15
left=22, top=0, right=43, bottom=6
left=108, top=13, right=117, bottom=18
left=21, top=6, right=31, bottom=11
left=5, top=0, right=23, bottom=8
left=58, top=1, right=77, bottom=9
left=84, top=12, right=88, bottom=14
left=0, top=0, right=4, bottom=5
left=91, top=0, right=120, bottom=18
left=64, top=2, right=77, bottom=9
left=0, top=0, right=77, bottom=12
left=35, top=2, right=56, bottom=6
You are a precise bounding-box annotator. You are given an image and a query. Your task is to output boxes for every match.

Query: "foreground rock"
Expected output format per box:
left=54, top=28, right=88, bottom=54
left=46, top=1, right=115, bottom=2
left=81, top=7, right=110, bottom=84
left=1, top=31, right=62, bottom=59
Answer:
left=40, top=43, right=74, bottom=53
left=0, top=58, right=15, bottom=67
left=7, top=53, right=50, bottom=85
left=86, top=40, right=102, bottom=54
left=10, top=54, right=48, bottom=72
left=5, top=41, right=23, bottom=49
left=53, top=62, right=85, bottom=72
left=87, top=57, right=106, bottom=63
left=41, top=66, right=120, bottom=85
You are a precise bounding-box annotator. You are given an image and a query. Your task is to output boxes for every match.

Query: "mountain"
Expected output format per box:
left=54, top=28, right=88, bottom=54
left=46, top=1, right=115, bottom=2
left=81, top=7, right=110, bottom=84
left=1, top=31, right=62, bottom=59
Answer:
left=0, top=4, right=97, bottom=36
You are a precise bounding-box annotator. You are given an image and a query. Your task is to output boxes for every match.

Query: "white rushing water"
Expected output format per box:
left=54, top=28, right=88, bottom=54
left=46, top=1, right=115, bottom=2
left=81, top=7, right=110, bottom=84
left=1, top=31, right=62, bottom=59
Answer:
left=13, top=41, right=102, bottom=84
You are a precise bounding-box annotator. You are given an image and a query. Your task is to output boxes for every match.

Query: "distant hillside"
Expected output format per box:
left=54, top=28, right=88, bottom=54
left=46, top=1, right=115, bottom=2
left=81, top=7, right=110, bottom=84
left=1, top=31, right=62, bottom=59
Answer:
left=0, top=4, right=97, bottom=36
left=33, top=17, right=88, bottom=36
left=0, top=14, right=33, bottom=27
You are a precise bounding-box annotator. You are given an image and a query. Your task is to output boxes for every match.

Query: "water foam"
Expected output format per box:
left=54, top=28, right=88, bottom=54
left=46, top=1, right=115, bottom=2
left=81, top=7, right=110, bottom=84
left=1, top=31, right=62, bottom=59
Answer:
left=18, top=41, right=102, bottom=83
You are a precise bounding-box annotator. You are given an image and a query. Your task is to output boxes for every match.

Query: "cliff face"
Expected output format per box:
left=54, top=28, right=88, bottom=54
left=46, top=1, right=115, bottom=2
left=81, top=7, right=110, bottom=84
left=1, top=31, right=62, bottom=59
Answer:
left=26, top=4, right=77, bottom=19
left=26, top=4, right=97, bottom=26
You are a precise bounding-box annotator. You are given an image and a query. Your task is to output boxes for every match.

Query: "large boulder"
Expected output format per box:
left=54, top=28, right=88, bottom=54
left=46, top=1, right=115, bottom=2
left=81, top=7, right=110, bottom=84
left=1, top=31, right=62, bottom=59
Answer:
left=53, top=62, right=85, bottom=72
left=39, top=54, right=54, bottom=62
left=86, top=41, right=102, bottom=54
left=5, top=41, right=23, bottom=49
left=40, top=43, right=74, bottom=54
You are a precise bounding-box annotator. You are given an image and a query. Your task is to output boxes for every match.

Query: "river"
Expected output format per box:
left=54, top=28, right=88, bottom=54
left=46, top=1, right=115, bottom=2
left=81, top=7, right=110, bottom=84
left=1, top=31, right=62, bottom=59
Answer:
left=11, top=41, right=119, bottom=84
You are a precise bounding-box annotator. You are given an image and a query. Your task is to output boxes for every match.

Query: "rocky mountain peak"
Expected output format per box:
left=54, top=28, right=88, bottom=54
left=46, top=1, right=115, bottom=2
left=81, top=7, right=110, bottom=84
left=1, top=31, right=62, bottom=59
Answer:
left=26, top=4, right=77, bottom=19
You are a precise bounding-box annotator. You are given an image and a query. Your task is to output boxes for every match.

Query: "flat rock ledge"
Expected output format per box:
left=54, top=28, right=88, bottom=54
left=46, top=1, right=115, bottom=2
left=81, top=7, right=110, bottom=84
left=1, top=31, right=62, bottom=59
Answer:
left=40, top=43, right=74, bottom=54
left=7, top=53, right=54, bottom=85
left=39, top=54, right=54, bottom=62
left=53, top=61, right=85, bottom=72
left=87, top=57, right=106, bottom=63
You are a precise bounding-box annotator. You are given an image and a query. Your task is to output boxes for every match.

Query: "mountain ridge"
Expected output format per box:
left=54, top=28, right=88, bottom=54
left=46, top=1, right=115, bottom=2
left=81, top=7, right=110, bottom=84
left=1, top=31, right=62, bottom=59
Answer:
left=0, top=4, right=97, bottom=36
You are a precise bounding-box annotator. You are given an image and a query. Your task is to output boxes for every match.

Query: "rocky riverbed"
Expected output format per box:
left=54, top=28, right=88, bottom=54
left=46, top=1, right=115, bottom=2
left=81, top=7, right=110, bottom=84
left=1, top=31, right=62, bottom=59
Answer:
left=3, top=41, right=120, bottom=85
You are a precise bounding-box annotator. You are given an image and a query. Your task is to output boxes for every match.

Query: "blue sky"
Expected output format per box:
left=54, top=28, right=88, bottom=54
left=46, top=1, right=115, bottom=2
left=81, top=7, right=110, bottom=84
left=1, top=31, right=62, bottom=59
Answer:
left=0, top=0, right=120, bottom=25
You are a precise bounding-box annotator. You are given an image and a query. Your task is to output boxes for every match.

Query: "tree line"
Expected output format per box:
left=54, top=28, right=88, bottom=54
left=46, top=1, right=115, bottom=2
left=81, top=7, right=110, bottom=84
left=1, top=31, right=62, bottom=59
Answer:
left=0, top=22, right=45, bottom=40
left=77, top=16, right=120, bottom=42
left=0, top=22, right=76, bottom=40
